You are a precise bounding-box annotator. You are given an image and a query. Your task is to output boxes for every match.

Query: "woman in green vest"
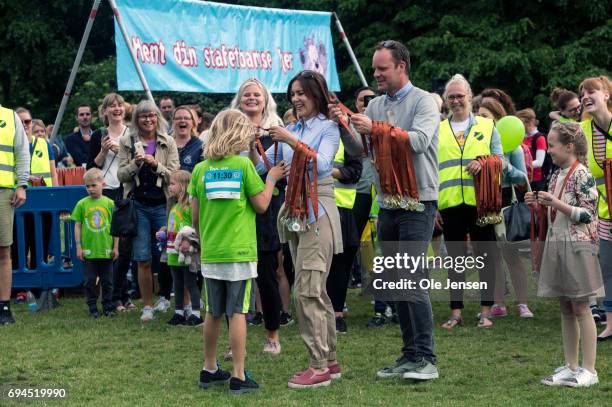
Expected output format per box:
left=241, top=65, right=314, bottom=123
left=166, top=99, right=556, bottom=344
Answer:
left=579, top=75, right=612, bottom=341
left=25, top=119, right=58, bottom=270
left=438, top=74, right=505, bottom=330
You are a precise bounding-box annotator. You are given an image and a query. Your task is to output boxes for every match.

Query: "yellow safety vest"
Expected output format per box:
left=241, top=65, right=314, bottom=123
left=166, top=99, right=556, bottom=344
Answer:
left=438, top=116, right=494, bottom=210
left=0, top=107, right=17, bottom=188
left=30, top=137, right=53, bottom=187
left=558, top=116, right=575, bottom=123
left=333, top=140, right=357, bottom=209
left=581, top=119, right=612, bottom=220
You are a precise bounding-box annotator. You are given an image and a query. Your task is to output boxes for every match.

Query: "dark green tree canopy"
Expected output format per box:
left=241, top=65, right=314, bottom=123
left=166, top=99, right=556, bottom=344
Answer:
left=0, top=0, right=609, bottom=133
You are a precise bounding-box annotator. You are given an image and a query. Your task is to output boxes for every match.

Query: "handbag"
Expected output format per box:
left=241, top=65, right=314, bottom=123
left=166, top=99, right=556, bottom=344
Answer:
left=110, top=132, right=139, bottom=237
left=495, top=175, right=532, bottom=245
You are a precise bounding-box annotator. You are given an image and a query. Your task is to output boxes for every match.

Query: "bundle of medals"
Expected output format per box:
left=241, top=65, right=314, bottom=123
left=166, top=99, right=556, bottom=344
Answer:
left=370, top=121, right=424, bottom=212
left=473, top=155, right=503, bottom=226
left=279, top=141, right=318, bottom=233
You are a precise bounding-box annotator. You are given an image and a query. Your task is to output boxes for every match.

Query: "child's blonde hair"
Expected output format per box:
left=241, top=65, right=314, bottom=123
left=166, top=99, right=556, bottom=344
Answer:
left=170, top=170, right=191, bottom=209
left=204, top=109, right=255, bottom=160
left=550, top=122, right=588, bottom=165
left=83, top=168, right=104, bottom=184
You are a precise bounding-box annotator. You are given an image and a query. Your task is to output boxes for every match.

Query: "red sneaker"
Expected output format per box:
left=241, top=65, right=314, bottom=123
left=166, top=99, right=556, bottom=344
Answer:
left=293, top=362, right=342, bottom=380
left=288, top=369, right=331, bottom=389
left=328, top=362, right=342, bottom=379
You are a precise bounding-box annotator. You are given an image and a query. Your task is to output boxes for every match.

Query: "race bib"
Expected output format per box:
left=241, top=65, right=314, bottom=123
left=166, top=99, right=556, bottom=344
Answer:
left=204, top=169, right=243, bottom=200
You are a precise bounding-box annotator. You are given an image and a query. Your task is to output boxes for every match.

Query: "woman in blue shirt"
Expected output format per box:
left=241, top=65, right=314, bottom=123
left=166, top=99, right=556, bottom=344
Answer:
left=252, top=71, right=342, bottom=389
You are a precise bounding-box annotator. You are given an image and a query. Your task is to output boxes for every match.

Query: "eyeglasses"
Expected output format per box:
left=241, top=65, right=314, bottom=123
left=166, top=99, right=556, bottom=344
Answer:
left=138, top=113, right=157, bottom=120
left=298, top=71, right=316, bottom=79
left=22, top=119, right=32, bottom=125
left=380, top=40, right=398, bottom=49
left=565, top=106, right=581, bottom=114
left=173, top=116, right=192, bottom=121
left=446, top=94, right=466, bottom=101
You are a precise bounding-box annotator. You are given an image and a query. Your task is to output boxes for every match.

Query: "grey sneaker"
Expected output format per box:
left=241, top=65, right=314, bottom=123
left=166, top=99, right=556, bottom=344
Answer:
left=402, top=360, right=439, bottom=380
left=377, top=357, right=421, bottom=378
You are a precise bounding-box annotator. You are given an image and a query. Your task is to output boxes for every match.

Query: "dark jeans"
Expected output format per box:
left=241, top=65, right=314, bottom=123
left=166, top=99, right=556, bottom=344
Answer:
left=281, top=243, right=294, bottom=289
left=351, top=193, right=373, bottom=285
left=11, top=212, right=52, bottom=270
left=256, top=251, right=281, bottom=331
left=157, top=261, right=173, bottom=300
left=84, top=259, right=113, bottom=311
left=440, top=204, right=497, bottom=310
left=170, top=266, right=201, bottom=311
left=378, top=202, right=437, bottom=364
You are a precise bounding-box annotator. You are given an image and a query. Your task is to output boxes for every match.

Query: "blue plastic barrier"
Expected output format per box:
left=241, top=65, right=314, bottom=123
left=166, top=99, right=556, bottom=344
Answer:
left=12, top=186, right=88, bottom=290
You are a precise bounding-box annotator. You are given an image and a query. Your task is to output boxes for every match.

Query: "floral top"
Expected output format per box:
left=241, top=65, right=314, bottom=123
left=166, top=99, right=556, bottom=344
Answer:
left=547, top=163, right=599, bottom=242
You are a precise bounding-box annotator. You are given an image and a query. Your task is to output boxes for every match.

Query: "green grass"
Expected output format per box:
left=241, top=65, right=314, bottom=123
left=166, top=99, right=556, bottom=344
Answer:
left=0, top=288, right=610, bottom=406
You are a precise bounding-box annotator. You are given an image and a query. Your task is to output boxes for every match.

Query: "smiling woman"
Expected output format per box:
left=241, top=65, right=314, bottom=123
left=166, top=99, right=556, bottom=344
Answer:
left=229, top=78, right=287, bottom=355
left=117, top=100, right=179, bottom=323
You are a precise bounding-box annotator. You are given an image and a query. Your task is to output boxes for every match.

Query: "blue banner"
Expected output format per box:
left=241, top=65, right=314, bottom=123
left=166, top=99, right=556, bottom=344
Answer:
left=114, top=0, right=340, bottom=93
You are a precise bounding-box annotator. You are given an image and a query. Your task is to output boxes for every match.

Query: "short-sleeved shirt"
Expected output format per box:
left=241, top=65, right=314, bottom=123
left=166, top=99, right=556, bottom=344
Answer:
left=70, top=196, right=114, bottom=259
left=178, top=137, right=204, bottom=173
left=188, top=155, right=264, bottom=269
left=166, top=202, right=192, bottom=266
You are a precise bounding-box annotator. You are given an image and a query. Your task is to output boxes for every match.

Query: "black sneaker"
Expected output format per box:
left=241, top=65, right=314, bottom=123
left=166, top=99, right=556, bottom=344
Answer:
left=336, top=317, right=347, bottom=334
left=103, top=309, right=116, bottom=317
left=199, top=367, right=231, bottom=389
left=167, top=313, right=186, bottom=326
left=367, top=313, right=387, bottom=328
left=185, top=314, right=204, bottom=327
left=279, top=312, right=294, bottom=326
left=390, top=313, right=400, bottom=324
left=0, top=305, right=15, bottom=325
left=229, top=373, right=259, bottom=395
left=89, top=309, right=100, bottom=319
left=248, top=312, right=264, bottom=326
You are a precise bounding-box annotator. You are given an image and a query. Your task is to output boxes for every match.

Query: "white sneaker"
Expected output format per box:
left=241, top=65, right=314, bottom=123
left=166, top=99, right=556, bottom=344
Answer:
left=140, top=306, right=154, bottom=323
left=565, top=368, right=599, bottom=388
left=541, top=366, right=577, bottom=386
left=153, top=297, right=171, bottom=313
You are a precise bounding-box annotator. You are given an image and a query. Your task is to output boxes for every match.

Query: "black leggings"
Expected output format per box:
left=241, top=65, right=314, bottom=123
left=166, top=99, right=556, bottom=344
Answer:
left=440, top=204, right=497, bottom=310
left=327, top=244, right=360, bottom=313
left=256, top=251, right=281, bottom=331
left=170, top=266, right=201, bottom=311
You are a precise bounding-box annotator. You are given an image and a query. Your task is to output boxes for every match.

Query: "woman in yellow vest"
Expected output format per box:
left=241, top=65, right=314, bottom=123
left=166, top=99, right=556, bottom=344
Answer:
left=579, top=75, right=612, bottom=341
left=549, top=88, right=582, bottom=124
left=30, top=120, right=58, bottom=187
left=326, top=139, right=362, bottom=334
left=438, top=74, right=505, bottom=329
left=24, top=119, right=58, bottom=270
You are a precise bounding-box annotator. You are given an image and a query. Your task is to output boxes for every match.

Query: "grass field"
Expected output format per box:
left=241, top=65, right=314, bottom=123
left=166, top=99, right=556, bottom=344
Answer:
left=1, top=281, right=610, bottom=407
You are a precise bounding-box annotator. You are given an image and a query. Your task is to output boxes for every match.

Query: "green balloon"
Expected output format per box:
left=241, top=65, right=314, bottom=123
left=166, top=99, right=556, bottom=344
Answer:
left=497, top=116, right=525, bottom=153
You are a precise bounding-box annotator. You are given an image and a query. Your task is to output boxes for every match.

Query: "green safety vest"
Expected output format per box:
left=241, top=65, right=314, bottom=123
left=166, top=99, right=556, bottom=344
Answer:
left=333, top=140, right=357, bottom=209
left=30, top=137, right=53, bottom=186
left=0, top=107, right=17, bottom=188
left=438, top=116, right=494, bottom=210
left=558, top=116, right=575, bottom=123
left=581, top=119, right=612, bottom=220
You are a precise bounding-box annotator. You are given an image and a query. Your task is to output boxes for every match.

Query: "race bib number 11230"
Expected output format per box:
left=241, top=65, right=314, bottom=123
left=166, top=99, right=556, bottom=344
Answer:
left=204, top=169, right=243, bottom=200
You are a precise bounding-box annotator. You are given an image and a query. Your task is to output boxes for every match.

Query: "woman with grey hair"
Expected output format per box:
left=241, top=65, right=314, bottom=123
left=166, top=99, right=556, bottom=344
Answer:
left=117, top=99, right=179, bottom=323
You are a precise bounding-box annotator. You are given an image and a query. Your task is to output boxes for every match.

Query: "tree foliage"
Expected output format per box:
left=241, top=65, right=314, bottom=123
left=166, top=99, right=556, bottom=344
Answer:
left=0, top=0, right=610, bottom=134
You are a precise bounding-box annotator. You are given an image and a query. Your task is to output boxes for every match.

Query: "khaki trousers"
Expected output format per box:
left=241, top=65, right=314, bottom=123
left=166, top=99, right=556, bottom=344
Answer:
left=287, top=214, right=336, bottom=369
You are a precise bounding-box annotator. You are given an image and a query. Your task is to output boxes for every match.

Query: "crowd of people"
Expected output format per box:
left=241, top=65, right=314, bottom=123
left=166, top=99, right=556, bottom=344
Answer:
left=0, top=39, right=610, bottom=394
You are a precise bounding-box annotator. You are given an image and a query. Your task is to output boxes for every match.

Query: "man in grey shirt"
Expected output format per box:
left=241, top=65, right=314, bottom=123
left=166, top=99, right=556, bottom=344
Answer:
left=331, top=40, right=440, bottom=380
left=0, top=105, right=30, bottom=325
